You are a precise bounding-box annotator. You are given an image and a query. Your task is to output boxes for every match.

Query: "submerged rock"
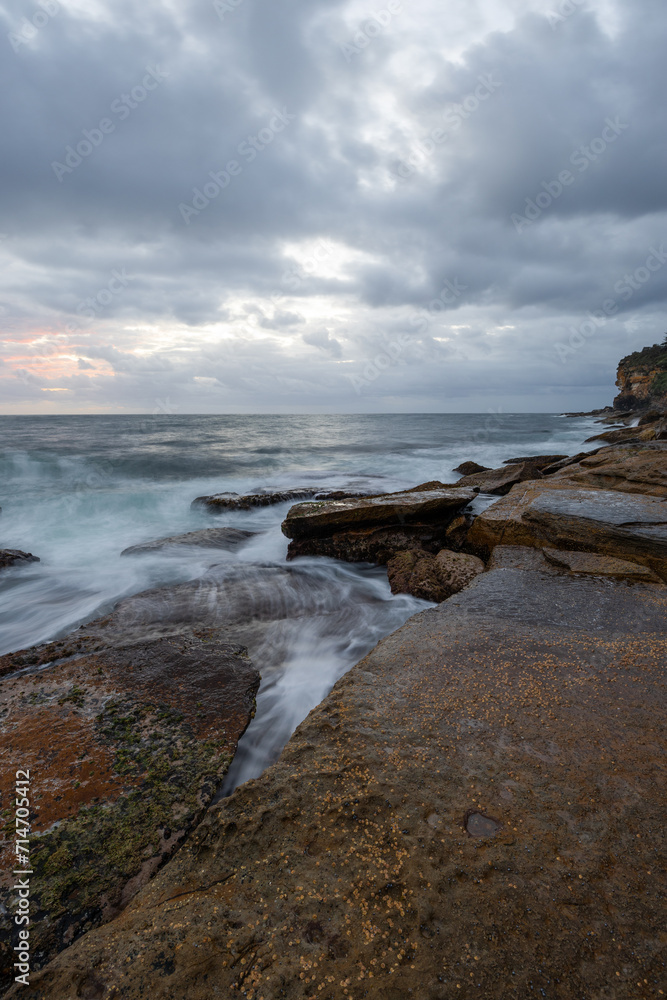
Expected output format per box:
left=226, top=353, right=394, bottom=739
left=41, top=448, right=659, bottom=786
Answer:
left=192, top=488, right=367, bottom=513
left=468, top=480, right=667, bottom=580
left=121, top=527, right=257, bottom=556
left=281, top=487, right=476, bottom=541
left=542, top=442, right=667, bottom=496
left=0, top=623, right=259, bottom=989
left=0, top=549, right=39, bottom=571
left=20, top=569, right=667, bottom=1000
left=386, top=548, right=485, bottom=602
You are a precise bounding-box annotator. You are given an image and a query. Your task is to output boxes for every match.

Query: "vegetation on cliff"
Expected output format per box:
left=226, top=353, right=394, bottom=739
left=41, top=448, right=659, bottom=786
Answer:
left=614, top=335, right=667, bottom=407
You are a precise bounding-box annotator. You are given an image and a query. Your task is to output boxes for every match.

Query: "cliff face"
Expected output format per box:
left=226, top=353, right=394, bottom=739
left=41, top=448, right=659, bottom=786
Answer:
left=614, top=340, right=667, bottom=410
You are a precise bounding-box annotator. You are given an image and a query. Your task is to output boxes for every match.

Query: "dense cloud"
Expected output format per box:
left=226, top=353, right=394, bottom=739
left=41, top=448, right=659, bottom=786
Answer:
left=0, top=0, right=665, bottom=413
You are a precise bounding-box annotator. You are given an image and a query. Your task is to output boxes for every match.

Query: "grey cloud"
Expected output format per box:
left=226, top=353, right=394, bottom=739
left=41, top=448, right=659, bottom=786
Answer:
left=1, top=0, right=666, bottom=412
left=302, top=328, right=343, bottom=357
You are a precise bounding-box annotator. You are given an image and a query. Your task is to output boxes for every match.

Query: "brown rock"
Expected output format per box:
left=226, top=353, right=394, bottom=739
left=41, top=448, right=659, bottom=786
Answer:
left=544, top=442, right=667, bottom=496
left=442, top=512, right=474, bottom=551
left=501, top=454, right=567, bottom=468
left=487, top=544, right=554, bottom=572
left=542, top=548, right=662, bottom=581
left=584, top=421, right=665, bottom=445
left=453, top=461, right=490, bottom=475
left=487, top=545, right=661, bottom=582
left=455, top=460, right=546, bottom=495
left=387, top=548, right=485, bottom=602
left=467, top=480, right=667, bottom=580
left=286, top=522, right=453, bottom=564
left=281, top=488, right=476, bottom=541
left=0, top=549, right=39, bottom=570
left=0, top=623, right=259, bottom=988
left=18, top=569, right=667, bottom=1000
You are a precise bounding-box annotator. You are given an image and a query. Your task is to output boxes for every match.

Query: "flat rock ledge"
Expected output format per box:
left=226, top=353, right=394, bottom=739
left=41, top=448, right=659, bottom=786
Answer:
left=282, top=487, right=476, bottom=543
left=467, top=480, right=667, bottom=581
left=0, top=621, right=259, bottom=990
left=192, top=489, right=368, bottom=513
left=16, top=568, right=666, bottom=1000
left=121, top=527, right=257, bottom=556
left=542, top=442, right=667, bottom=497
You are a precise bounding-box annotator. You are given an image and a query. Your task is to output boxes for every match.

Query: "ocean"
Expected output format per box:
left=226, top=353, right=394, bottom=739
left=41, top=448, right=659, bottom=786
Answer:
left=0, top=412, right=599, bottom=787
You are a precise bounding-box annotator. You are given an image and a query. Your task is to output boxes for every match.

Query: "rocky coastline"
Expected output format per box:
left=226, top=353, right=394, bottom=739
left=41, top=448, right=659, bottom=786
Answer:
left=1, top=347, right=666, bottom=999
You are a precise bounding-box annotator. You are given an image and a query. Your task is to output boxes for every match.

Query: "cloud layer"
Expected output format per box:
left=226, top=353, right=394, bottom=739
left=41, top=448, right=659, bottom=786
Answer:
left=1, top=0, right=666, bottom=413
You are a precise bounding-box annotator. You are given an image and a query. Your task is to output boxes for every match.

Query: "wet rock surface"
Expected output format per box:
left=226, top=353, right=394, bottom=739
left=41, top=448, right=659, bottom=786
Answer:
left=16, top=568, right=666, bottom=1000
left=0, top=550, right=39, bottom=571
left=281, top=488, right=476, bottom=541
left=387, top=548, right=485, bottom=602
left=120, top=527, right=257, bottom=556
left=468, top=481, right=667, bottom=580
left=0, top=622, right=259, bottom=989
left=192, top=488, right=367, bottom=513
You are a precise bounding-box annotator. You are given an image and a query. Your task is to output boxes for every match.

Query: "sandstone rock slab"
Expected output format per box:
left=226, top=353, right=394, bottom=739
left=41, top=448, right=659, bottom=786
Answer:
left=454, top=460, right=546, bottom=495
left=543, top=442, right=667, bottom=496
left=18, top=569, right=667, bottom=1000
left=468, top=481, right=667, bottom=580
left=281, top=488, right=476, bottom=541
left=487, top=544, right=661, bottom=582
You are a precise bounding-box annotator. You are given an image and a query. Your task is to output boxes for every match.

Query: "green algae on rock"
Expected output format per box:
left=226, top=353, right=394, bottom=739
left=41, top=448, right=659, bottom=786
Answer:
left=0, top=626, right=259, bottom=990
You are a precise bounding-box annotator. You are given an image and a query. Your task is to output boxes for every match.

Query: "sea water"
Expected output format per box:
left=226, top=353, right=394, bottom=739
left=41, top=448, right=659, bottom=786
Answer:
left=0, top=412, right=599, bottom=787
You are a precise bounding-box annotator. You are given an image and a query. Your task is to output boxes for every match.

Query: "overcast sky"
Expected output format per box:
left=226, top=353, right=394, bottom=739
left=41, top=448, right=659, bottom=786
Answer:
left=0, top=0, right=665, bottom=414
